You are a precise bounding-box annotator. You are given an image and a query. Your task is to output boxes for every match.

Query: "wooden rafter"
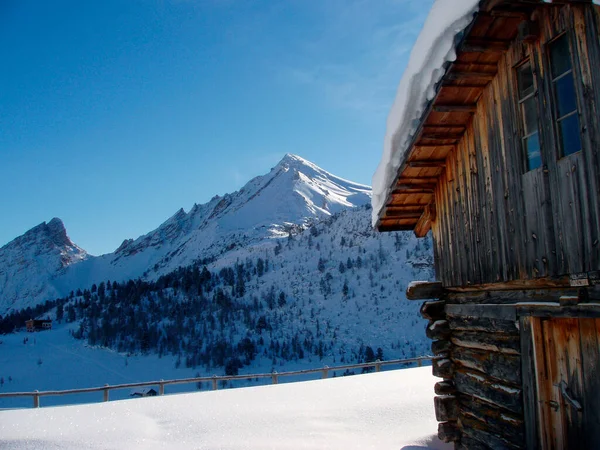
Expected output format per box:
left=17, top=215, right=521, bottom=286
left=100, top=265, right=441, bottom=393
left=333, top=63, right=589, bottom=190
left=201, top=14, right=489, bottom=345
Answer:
left=461, top=38, right=511, bottom=53
left=408, top=160, right=447, bottom=168
left=440, top=82, right=490, bottom=89
left=378, top=223, right=417, bottom=232
left=392, top=185, right=436, bottom=194
left=385, top=206, right=423, bottom=212
left=420, top=133, right=463, bottom=140
left=445, top=71, right=496, bottom=82
left=433, top=104, right=477, bottom=113
left=413, top=144, right=457, bottom=149
left=396, top=177, right=439, bottom=185
left=414, top=203, right=436, bottom=238
left=384, top=211, right=423, bottom=219
left=423, top=125, right=467, bottom=132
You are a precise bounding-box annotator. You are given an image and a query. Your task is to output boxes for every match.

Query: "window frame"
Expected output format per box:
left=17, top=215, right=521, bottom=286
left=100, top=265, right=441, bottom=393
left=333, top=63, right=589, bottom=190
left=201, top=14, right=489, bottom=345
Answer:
left=546, top=32, right=583, bottom=159
left=514, top=58, right=543, bottom=173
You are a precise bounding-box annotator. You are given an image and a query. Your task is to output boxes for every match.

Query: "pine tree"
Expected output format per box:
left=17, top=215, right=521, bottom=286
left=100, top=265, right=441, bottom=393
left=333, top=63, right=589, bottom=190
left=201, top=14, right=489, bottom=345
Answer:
left=317, top=257, right=325, bottom=273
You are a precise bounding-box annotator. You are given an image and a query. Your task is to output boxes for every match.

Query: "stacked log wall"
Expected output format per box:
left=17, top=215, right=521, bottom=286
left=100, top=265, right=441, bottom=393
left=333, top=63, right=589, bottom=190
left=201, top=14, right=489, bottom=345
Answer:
left=425, top=292, right=528, bottom=450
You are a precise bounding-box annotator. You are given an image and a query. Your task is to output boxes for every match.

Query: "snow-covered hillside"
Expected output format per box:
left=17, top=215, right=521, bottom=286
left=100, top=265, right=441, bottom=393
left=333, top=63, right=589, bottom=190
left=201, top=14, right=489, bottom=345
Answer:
left=0, top=366, right=451, bottom=450
left=0, top=204, right=434, bottom=407
left=0, top=154, right=373, bottom=314
left=1, top=154, right=434, bottom=408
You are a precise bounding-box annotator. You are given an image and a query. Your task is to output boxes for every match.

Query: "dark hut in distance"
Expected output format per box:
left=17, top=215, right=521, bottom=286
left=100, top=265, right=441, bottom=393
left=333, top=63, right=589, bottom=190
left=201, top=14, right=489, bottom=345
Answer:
left=374, top=0, right=600, bottom=449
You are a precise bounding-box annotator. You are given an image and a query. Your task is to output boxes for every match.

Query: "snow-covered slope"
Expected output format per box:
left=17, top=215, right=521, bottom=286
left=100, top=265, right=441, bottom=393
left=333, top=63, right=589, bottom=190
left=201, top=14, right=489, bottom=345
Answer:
left=0, top=218, right=88, bottom=313
left=0, top=155, right=435, bottom=412
left=0, top=366, right=450, bottom=450
left=0, top=203, right=434, bottom=409
left=0, top=154, right=372, bottom=314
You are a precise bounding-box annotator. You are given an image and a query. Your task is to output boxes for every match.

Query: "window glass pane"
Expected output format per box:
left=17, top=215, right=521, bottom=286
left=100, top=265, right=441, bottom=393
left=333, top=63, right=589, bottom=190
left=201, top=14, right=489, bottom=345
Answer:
left=522, top=96, right=538, bottom=135
left=554, top=73, right=577, bottom=117
left=550, top=35, right=572, bottom=79
left=559, top=114, right=582, bottom=156
left=517, top=63, right=534, bottom=98
left=525, top=133, right=542, bottom=171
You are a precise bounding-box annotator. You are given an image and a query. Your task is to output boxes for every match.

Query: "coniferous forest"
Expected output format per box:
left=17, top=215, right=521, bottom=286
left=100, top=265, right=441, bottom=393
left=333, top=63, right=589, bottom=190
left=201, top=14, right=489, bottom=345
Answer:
left=0, top=207, right=433, bottom=376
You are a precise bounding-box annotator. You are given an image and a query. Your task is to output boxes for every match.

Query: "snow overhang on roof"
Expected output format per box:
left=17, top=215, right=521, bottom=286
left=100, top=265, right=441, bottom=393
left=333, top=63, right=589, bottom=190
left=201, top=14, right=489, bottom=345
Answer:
left=371, top=0, right=599, bottom=234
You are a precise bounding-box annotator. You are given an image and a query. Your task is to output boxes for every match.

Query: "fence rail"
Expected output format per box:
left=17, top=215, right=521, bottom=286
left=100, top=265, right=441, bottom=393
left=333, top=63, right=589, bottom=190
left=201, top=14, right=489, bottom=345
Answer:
left=0, top=355, right=435, bottom=408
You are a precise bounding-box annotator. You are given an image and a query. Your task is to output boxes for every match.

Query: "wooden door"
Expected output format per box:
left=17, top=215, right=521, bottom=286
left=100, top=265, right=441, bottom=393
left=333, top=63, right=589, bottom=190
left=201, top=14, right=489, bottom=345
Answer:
left=531, top=317, right=600, bottom=449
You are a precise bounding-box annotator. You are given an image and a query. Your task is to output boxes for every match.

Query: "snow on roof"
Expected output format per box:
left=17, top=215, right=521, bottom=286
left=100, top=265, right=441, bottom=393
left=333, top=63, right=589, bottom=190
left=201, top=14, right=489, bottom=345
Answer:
left=371, top=0, right=479, bottom=227
left=371, top=0, right=600, bottom=227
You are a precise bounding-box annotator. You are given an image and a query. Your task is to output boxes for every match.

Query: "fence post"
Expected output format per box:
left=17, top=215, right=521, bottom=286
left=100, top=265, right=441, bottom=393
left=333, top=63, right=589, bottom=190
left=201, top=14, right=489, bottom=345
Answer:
left=418, top=358, right=423, bottom=367
left=272, top=371, right=278, bottom=385
left=33, top=390, right=40, bottom=408
left=375, top=359, right=381, bottom=373
left=322, top=365, right=329, bottom=379
left=159, top=379, right=165, bottom=396
left=212, top=375, right=218, bottom=391
left=103, top=384, right=109, bottom=402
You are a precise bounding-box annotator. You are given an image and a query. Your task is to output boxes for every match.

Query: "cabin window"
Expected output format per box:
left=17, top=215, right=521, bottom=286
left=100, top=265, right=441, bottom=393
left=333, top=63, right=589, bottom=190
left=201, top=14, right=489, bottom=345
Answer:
left=549, top=34, right=582, bottom=157
left=516, top=61, right=541, bottom=171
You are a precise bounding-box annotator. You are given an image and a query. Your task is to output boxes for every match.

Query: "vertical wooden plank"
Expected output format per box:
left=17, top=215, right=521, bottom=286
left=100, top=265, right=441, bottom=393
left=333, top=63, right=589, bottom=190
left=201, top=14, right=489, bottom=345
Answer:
left=555, top=318, right=584, bottom=450
left=442, top=174, right=451, bottom=287
left=457, top=134, right=472, bottom=285
left=447, top=150, right=459, bottom=286
left=532, top=318, right=554, bottom=450
left=498, top=51, right=527, bottom=281
left=455, top=134, right=469, bottom=286
left=436, top=169, right=453, bottom=286
left=535, top=10, right=567, bottom=277
left=467, top=126, right=484, bottom=286
left=487, top=82, right=506, bottom=282
left=555, top=154, right=586, bottom=274
left=580, top=318, right=600, bottom=448
left=432, top=181, right=443, bottom=282
left=522, top=171, right=545, bottom=279
left=572, top=5, right=600, bottom=272
left=520, top=316, right=540, bottom=450
left=542, top=318, right=564, bottom=450
left=528, top=33, right=558, bottom=279
left=474, top=104, right=497, bottom=285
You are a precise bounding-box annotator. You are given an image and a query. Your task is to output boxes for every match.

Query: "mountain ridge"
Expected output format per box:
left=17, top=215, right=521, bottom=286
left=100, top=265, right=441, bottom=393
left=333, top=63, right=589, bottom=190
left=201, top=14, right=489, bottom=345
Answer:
left=0, top=154, right=373, bottom=314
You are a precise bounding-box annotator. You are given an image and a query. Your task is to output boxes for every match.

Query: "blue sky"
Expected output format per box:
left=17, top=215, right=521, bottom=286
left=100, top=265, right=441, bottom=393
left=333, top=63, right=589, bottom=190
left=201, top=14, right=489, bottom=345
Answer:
left=0, top=0, right=433, bottom=255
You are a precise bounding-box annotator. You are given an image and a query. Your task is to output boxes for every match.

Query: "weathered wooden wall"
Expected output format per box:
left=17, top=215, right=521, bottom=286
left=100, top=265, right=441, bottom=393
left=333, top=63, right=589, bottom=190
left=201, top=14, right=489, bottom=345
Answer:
left=432, top=3, right=600, bottom=288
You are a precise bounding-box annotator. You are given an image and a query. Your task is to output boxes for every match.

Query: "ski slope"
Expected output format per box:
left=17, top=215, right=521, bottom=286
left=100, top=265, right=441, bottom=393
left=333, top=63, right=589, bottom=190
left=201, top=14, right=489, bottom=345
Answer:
left=0, top=366, right=450, bottom=450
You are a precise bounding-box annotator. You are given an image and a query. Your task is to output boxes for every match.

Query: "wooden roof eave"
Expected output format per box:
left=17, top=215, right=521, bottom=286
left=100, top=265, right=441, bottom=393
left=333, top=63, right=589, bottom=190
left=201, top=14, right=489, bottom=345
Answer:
left=375, top=14, right=481, bottom=233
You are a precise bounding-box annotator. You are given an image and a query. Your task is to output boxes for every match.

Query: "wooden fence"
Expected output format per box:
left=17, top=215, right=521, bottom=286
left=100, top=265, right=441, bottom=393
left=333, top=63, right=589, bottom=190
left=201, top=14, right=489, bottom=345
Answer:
left=0, top=356, right=434, bottom=408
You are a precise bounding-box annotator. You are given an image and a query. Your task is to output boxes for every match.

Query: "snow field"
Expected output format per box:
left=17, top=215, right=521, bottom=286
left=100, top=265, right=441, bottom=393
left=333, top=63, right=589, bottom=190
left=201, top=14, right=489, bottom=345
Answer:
left=0, top=367, right=451, bottom=450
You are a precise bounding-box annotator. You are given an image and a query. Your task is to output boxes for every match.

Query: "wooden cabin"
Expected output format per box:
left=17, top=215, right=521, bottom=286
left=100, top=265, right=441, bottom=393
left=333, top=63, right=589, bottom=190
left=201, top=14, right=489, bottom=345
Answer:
left=25, top=319, right=52, bottom=332
left=130, top=388, right=158, bottom=398
left=374, top=1, right=600, bottom=449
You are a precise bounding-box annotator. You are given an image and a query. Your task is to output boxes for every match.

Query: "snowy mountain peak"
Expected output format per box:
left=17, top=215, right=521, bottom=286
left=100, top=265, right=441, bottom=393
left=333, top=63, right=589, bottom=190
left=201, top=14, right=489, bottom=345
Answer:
left=2, top=218, right=83, bottom=256
left=0, top=218, right=88, bottom=313
left=1, top=155, right=375, bottom=313
left=276, top=153, right=311, bottom=169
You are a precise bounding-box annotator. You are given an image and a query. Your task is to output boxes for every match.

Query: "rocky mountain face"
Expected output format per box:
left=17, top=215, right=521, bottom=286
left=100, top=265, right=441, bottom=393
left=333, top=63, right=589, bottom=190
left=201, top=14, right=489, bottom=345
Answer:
left=0, top=154, right=423, bottom=316
left=0, top=218, right=88, bottom=313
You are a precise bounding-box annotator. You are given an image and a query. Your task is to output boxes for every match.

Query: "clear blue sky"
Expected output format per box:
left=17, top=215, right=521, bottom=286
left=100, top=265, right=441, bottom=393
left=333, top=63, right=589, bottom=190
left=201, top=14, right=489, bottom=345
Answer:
left=0, top=0, right=433, bottom=255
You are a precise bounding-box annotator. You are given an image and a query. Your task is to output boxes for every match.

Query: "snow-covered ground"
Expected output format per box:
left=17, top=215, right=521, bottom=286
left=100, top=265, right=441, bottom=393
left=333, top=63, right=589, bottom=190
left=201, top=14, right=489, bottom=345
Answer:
left=0, top=366, right=450, bottom=450
left=0, top=323, right=202, bottom=409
